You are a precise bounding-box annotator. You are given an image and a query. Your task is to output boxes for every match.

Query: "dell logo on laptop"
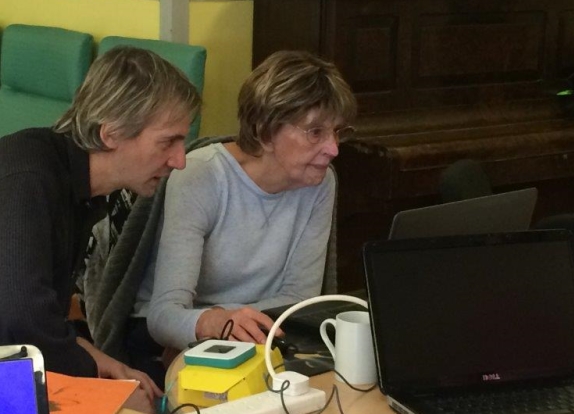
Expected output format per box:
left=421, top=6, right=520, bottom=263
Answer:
left=482, top=373, right=501, bottom=381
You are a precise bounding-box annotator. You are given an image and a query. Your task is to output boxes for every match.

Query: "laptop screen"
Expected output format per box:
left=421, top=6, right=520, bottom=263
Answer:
left=364, top=230, right=574, bottom=394
left=388, top=187, right=537, bottom=240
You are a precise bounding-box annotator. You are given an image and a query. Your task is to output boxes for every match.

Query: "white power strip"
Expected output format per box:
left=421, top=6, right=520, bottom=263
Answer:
left=198, top=388, right=326, bottom=414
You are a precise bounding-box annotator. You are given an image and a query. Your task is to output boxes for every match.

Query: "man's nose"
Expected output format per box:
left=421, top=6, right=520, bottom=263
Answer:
left=168, top=140, right=186, bottom=170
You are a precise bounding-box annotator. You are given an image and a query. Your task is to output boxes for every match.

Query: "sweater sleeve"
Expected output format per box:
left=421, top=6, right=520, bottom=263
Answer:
left=0, top=172, right=98, bottom=377
left=147, top=160, right=218, bottom=349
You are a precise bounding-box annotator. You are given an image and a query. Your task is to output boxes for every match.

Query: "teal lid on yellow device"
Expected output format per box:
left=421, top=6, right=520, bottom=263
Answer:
left=183, top=340, right=256, bottom=369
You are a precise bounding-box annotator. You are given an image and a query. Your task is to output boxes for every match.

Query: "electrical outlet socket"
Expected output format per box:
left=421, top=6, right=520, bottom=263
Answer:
left=198, top=388, right=326, bottom=414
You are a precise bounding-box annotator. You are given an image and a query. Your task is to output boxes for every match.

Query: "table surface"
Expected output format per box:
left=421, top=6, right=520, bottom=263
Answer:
left=165, top=350, right=395, bottom=413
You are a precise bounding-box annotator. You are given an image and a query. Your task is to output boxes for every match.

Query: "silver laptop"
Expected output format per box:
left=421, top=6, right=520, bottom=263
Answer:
left=363, top=229, right=574, bottom=414
left=388, top=187, right=538, bottom=240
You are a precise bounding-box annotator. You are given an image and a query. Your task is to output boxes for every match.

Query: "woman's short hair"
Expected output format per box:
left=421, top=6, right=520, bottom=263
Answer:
left=54, top=46, right=201, bottom=151
left=237, top=50, right=357, bottom=156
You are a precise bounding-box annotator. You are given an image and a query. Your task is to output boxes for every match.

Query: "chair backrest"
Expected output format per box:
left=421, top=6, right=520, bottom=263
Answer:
left=0, top=24, right=93, bottom=138
left=0, top=28, right=3, bottom=85
left=439, top=159, right=493, bottom=203
left=1, top=24, right=93, bottom=101
left=98, top=36, right=207, bottom=144
left=322, top=164, right=338, bottom=294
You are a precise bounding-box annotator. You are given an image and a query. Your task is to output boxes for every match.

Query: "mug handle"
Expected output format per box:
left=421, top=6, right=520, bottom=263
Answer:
left=319, top=318, right=337, bottom=361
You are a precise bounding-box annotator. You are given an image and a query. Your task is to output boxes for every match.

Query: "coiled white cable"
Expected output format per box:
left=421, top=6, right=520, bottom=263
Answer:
left=264, top=294, right=368, bottom=396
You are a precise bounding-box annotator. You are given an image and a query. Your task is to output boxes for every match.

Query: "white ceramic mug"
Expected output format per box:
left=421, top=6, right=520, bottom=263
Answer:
left=319, top=310, right=377, bottom=385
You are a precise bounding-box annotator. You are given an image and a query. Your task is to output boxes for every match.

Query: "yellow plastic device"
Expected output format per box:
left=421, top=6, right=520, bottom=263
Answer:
left=178, top=344, right=284, bottom=407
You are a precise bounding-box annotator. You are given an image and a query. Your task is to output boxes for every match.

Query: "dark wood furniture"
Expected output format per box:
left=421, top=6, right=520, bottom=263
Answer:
left=253, top=0, right=574, bottom=292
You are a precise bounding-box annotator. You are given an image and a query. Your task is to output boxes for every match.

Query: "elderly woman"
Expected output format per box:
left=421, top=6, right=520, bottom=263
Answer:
left=137, top=50, right=357, bottom=352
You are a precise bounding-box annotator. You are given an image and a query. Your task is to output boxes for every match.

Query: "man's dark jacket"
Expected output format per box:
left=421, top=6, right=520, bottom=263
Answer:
left=0, top=128, right=105, bottom=377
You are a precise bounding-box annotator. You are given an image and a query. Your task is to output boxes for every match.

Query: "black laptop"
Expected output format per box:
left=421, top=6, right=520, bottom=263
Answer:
left=363, top=229, right=574, bottom=414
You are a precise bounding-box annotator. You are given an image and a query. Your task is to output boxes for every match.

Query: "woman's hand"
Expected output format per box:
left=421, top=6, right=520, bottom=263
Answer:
left=196, top=306, right=284, bottom=344
left=76, top=337, right=162, bottom=403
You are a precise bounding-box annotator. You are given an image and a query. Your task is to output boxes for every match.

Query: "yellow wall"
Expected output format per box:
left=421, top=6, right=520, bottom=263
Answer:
left=190, top=2, right=253, bottom=137
left=0, top=0, right=253, bottom=137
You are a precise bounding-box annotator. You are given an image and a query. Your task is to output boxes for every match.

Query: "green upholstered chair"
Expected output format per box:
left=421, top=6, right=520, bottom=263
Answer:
left=98, top=36, right=207, bottom=145
left=0, top=24, right=93, bottom=139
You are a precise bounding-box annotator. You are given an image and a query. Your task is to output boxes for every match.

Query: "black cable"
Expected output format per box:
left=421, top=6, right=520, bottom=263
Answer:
left=263, top=363, right=286, bottom=393
left=331, top=367, right=377, bottom=393
left=220, top=319, right=234, bottom=340
left=278, top=379, right=292, bottom=414
left=186, top=319, right=235, bottom=349
left=264, top=355, right=374, bottom=414
left=0, top=345, right=28, bottom=361
left=169, top=402, right=201, bottom=414
left=264, top=362, right=293, bottom=414
left=313, top=384, right=345, bottom=414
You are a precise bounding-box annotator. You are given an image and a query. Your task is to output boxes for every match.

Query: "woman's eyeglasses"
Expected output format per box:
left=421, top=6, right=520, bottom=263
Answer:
left=291, top=124, right=356, bottom=145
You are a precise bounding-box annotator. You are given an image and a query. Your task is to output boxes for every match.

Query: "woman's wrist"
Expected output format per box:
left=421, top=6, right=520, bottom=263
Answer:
left=195, top=306, right=225, bottom=339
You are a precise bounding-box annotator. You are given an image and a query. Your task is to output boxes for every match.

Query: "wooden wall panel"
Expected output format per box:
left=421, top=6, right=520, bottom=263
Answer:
left=557, top=10, right=574, bottom=76
left=347, top=15, right=398, bottom=93
left=253, top=0, right=574, bottom=292
left=415, top=13, right=545, bottom=85
left=252, top=0, right=322, bottom=67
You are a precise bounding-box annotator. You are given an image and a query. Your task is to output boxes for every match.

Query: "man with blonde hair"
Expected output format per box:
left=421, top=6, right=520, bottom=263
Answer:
left=0, top=46, right=201, bottom=413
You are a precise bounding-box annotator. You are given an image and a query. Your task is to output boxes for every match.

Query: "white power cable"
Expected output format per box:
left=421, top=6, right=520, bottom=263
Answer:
left=264, top=294, right=368, bottom=396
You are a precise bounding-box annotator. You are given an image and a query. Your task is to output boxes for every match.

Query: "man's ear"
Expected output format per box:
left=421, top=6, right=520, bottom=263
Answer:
left=100, top=124, right=120, bottom=150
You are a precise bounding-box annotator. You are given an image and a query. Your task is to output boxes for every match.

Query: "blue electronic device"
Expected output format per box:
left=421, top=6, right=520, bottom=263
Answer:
left=0, top=345, right=49, bottom=414
left=184, top=340, right=256, bottom=369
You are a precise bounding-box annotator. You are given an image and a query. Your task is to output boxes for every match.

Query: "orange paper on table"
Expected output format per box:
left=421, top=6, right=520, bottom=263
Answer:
left=47, top=371, right=138, bottom=414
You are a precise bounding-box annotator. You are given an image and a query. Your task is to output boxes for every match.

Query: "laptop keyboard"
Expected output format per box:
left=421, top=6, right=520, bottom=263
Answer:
left=262, top=289, right=368, bottom=330
left=420, top=383, right=574, bottom=414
